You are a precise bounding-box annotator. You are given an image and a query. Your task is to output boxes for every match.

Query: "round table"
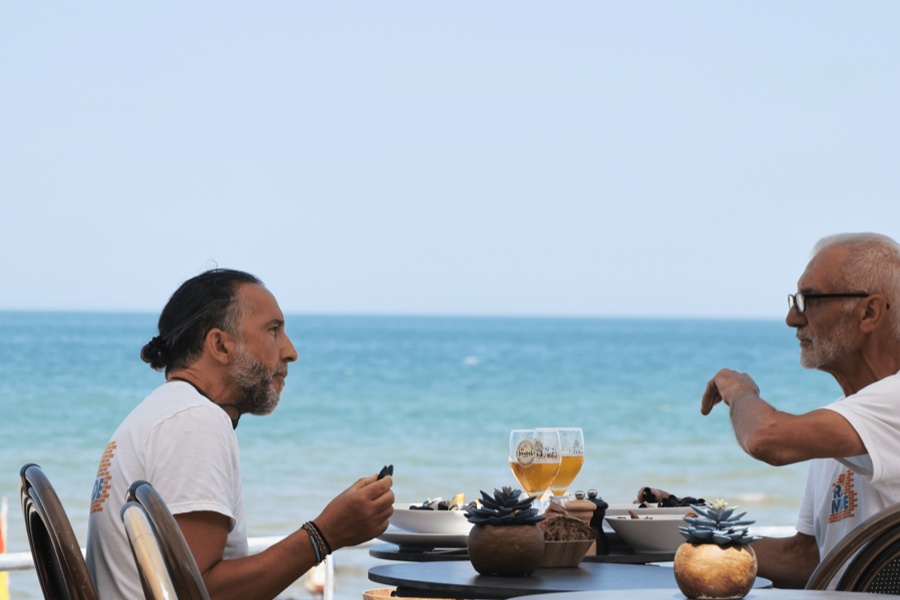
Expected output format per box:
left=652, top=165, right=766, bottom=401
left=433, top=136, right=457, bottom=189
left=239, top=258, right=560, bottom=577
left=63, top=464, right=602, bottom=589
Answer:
left=507, top=590, right=900, bottom=600
left=370, top=543, right=675, bottom=564
left=368, top=561, right=773, bottom=599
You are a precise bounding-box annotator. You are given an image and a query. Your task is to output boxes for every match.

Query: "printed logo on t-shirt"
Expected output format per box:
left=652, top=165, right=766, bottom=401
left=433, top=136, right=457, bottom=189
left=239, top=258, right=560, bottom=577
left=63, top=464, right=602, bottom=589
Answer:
left=90, top=441, right=117, bottom=515
left=828, top=469, right=857, bottom=523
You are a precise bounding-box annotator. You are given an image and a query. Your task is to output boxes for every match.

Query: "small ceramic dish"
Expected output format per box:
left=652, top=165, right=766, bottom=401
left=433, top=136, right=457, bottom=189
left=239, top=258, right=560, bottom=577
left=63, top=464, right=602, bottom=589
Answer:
left=388, top=503, right=473, bottom=535
left=605, top=514, right=687, bottom=554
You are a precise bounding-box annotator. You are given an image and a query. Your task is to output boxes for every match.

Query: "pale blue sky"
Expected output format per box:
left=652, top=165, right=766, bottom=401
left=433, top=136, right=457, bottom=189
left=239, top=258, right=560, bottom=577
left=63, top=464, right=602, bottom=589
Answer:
left=1, top=2, right=898, bottom=318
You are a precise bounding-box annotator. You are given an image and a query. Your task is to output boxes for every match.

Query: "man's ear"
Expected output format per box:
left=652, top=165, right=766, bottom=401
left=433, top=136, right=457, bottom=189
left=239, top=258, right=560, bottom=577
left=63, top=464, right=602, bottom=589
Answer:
left=205, top=328, right=236, bottom=366
left=859, top=294, right=889, bottom=334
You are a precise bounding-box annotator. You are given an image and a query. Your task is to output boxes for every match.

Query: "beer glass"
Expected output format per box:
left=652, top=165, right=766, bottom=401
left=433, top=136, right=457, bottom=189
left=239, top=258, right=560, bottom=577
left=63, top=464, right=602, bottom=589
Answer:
left=508, top=428, right=561, bottom=496
left=547, top=427, right=585, bottom=499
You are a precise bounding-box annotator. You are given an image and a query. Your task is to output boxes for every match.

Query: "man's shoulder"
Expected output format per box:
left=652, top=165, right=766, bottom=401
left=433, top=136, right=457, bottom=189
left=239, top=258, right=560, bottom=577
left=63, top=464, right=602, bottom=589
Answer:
left=863, top=370, right=900, bottom=394
left=117, top=381, right=231, bottom=437
left=833, top=370, right=900, bottom=406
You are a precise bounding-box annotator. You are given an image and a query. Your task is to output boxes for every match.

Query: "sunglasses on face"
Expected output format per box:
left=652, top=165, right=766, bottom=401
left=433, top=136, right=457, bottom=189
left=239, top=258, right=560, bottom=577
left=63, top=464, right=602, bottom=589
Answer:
left=787, top=292, right=891, bottom=314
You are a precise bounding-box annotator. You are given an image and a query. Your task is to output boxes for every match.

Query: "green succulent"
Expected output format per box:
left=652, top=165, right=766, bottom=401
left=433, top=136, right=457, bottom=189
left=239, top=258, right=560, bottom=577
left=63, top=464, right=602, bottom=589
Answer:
left=464, top=486, right=546, bottom=526
left=678, top=500, right=761, bottom=546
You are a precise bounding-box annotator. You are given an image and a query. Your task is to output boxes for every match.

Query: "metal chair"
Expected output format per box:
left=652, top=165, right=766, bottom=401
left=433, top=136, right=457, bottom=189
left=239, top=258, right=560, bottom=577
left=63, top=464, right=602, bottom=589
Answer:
left=19, top=463, right=99, bottom=600
left=120, top=480, right=210, bottom=600
left=806, top=502, right=900, bottom=592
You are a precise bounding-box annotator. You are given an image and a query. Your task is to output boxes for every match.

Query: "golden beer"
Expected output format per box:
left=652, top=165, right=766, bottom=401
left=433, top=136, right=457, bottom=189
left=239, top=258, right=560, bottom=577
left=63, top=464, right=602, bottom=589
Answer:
left=509, top=461, right=560, bottom=495
left=549, top=454, right=585, bottom=495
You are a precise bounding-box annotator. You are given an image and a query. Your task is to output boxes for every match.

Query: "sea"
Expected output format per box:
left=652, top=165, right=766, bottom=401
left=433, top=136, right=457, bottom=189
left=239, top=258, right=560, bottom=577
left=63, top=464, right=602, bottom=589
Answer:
left=0, top=312, right=843, bottom=599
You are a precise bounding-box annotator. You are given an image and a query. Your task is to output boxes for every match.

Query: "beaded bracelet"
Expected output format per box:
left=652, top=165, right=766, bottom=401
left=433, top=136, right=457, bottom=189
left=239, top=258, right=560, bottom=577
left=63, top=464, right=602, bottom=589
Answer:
left=302, top=523, right=323, bottom=563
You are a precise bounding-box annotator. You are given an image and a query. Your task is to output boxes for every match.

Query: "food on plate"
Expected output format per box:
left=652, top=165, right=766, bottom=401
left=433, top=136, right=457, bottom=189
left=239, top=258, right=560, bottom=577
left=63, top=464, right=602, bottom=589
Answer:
left=636, top=486, right=706, bottom=508
left=409, top=493, right=468, bottom=511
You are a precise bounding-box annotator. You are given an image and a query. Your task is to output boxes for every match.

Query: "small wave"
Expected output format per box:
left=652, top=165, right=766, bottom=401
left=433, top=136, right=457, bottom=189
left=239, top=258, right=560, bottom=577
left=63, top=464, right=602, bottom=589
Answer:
left=736, top=493, right=768, bottom=503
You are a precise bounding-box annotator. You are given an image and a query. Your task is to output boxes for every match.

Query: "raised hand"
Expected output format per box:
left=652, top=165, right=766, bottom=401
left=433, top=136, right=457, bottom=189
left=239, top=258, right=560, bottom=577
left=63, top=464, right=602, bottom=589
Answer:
left=701, top=369, right=760, bottom=415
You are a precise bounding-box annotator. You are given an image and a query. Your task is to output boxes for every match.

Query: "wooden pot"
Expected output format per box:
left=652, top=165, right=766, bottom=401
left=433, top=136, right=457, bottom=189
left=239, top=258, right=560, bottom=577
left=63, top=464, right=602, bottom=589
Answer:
left=467, top=523, right=545, bottom=577
left=674, top=543, right=757, bottom=599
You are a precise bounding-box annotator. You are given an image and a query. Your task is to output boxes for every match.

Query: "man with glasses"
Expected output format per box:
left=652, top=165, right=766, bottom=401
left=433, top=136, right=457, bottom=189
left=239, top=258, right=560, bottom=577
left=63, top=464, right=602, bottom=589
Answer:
left=701, top=233, right=900, bottom=589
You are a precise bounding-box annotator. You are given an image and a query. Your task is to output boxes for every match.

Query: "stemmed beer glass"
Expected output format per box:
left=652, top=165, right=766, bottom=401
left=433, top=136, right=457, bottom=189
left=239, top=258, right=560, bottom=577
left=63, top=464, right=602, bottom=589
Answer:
left=547, top=427, right=585, bottom=502
left=508, top=429, right=561, bottom=498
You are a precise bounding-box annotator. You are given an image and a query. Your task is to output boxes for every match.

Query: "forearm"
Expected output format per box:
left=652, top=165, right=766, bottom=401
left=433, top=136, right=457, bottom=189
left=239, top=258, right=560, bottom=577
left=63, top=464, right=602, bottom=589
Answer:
left=202, top=529, right=320, bottom=600
left=728, top=392, right=784, bottom=463
left=752, top=534, right=819, bottom=589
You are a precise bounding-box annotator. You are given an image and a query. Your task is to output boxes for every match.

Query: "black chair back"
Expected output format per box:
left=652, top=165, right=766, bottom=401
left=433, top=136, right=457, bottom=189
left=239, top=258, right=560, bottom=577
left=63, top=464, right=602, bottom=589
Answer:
left=807, top=502, right=900, bottom=592
left=122, top=480, right=210, bottom=600
left=19, top=463, right=99, bottom=600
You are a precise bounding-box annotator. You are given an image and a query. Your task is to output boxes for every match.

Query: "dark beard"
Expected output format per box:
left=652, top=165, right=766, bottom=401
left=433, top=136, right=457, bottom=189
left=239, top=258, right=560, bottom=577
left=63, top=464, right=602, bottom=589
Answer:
left=230, top=345, right=283, bottom=416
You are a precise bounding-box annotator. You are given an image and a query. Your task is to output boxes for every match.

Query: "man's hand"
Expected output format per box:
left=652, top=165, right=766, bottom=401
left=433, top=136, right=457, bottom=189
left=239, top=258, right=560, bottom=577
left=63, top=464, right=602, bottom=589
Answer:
left=315, top=473, right=394, bottom=550
left=701, top=369, right=761, bottom=415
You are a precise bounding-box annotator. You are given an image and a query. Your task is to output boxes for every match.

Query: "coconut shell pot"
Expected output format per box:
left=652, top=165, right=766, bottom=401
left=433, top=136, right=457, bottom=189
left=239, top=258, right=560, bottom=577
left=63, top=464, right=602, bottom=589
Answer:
left=673, top=502, right=761, bottom=600
left=468, top=523, right=545, bottom=577
left=674, top=543, right=757, bottom=599
left=464, top=487, right=547, bottom=577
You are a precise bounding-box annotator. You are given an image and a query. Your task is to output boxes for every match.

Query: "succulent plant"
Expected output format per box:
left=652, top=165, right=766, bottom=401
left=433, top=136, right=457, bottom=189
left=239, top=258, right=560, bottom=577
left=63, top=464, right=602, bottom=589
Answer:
left=678, top=500, right=761, bottom=546
left=464, top=486, right=546, bottom=526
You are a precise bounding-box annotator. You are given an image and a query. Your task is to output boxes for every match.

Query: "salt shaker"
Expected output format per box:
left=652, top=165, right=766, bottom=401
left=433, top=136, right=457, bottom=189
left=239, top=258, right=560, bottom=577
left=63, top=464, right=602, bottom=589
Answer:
left=566, top=490, right=599, bottom=556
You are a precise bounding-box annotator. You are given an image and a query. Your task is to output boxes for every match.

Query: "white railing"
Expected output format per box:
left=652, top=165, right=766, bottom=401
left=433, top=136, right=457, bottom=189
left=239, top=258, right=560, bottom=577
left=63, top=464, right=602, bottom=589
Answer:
left=0, top=527, right=795, bottom=573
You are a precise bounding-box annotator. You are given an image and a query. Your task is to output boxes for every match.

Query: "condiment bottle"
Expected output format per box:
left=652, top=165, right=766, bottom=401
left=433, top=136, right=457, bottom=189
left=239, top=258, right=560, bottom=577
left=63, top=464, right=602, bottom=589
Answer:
left=566, top=491, right=598, bottom=556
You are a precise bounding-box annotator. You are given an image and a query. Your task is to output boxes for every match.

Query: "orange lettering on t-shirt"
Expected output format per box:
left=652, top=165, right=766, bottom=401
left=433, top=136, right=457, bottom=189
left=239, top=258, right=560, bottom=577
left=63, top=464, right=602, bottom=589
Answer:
left=90, top=441, right=117, bottom=515
left=828, top=469, right=858, bottom=523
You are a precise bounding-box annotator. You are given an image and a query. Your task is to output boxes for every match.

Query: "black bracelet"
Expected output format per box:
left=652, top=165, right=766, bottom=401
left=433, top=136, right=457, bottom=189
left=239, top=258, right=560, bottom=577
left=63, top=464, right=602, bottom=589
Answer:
left=309, top=521, right=333, bottom=555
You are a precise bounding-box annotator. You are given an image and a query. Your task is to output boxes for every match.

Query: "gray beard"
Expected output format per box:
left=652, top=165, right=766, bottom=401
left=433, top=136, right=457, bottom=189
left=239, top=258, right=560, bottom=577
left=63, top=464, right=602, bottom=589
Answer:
left=799, top=315, right=855, bottom=370
left=230, top=345, right=283, bottom=416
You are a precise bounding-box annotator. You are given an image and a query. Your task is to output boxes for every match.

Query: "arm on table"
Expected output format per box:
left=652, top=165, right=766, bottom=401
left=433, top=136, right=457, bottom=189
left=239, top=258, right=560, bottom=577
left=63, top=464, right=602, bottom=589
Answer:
left=175, top=474, right=394, bottom=600
left=701, top=369, right=865, bottom=466
left=752, top=532, right=820, bottom=589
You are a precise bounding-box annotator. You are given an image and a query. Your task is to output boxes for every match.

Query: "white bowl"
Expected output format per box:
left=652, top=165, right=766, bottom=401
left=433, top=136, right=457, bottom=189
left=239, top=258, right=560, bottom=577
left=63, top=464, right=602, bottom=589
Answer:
left=605, top=504, right=695, bottom=518
left=605, top=514, right=687, bottom=554
left=388, top=503, right=473, bottom=534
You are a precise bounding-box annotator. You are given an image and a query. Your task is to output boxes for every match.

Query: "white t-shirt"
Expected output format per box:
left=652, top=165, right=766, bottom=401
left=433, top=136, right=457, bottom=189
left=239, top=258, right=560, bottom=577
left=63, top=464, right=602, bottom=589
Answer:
left=86, top=381, right=248, bottom=600
left=796, top=370, right=900, bottom=561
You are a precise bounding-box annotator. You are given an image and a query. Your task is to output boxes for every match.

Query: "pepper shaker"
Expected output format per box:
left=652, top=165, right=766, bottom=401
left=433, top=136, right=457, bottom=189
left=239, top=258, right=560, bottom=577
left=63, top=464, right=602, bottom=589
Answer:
left=587, top=489, right=610, bottom=555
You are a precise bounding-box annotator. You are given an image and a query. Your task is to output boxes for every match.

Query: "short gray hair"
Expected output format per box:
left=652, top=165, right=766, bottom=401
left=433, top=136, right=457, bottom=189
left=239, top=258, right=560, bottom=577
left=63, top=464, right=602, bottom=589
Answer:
left=812, top=233, right=900, bottom=341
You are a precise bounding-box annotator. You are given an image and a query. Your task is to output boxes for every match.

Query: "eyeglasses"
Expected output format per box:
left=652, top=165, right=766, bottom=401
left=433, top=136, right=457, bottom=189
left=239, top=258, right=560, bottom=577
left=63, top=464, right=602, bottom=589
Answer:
left=787, top=292, right=870, bottom=314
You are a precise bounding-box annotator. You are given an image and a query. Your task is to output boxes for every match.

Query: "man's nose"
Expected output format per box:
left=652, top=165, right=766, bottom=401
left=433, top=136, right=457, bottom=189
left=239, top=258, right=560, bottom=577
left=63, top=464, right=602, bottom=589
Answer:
left=786, top=303, right=806, bottom=328
left=282, top=333, right=299, bottom=363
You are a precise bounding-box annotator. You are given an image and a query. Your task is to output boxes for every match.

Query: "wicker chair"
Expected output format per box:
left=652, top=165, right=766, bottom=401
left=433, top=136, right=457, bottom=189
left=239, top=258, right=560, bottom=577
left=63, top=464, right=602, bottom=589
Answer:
left=19, top=463, right=99, bottom=600
left=806, top=502, right=900, bottom=592
left=120, top=480, right=210, bottom=600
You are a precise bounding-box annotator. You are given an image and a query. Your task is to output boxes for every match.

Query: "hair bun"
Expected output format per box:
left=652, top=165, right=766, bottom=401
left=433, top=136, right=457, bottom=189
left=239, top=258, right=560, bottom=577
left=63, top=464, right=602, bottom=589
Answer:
left=140, top=335, right=169, bottom=371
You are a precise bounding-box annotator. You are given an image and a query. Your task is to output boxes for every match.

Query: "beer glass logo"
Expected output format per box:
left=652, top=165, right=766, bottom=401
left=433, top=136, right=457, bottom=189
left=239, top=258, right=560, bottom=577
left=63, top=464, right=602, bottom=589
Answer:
left=573, top=439, right=583, bottom=455
left=534, top=439, right=545, bottom=460
left=516, top=439, right=535, bottom=466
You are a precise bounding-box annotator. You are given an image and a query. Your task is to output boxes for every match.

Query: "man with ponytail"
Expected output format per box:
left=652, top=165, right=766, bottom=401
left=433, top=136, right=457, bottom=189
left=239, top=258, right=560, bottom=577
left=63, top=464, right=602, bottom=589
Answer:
left=85, top=269, right=394, bottom=600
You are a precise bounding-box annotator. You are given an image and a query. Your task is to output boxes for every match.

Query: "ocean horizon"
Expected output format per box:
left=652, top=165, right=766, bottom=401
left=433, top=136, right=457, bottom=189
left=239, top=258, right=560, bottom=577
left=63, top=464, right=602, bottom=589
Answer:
left=1, top=312, right=836, bottom=599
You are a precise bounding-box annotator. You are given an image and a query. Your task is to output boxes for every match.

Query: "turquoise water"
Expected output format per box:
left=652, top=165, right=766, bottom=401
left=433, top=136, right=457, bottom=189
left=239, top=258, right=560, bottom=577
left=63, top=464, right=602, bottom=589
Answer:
left=0, top=313, right=841, bottom=598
